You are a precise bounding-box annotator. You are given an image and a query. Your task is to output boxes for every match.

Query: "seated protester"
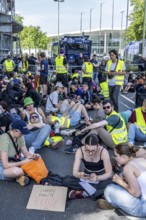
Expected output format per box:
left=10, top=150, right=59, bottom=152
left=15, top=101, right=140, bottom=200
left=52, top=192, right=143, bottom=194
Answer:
left=64, top=134, right=113, bottom=200
left=0, top=120, right=40, bottom=185
left=46, top=82, right=64, bottom=113
left=100, top=143, right=146, bottom=218
left=9, top=72, right=21, bottom=86
left=71, top=69, right=80, bottom=83
left=81, top=82, right=93, bottom=110
left=1, top=79, right=22, bottom=107
left=23, top=82, right=42, bottom=107
left=69, top=81, right=83, bottom=100
left=122, top=73, right=135, bottom=94
left=80, top=100, right=128, bottom=150
left=128, top=99, right=146, bottom=147
left=47, top=100, right=91, bottom=130
left=24, top=112, right=51, bottom=152
left=0, top=101, right=13, bottom=133
left=65, top=98, right=106, bottom=154
left=21, top=97, right=47, bottom=123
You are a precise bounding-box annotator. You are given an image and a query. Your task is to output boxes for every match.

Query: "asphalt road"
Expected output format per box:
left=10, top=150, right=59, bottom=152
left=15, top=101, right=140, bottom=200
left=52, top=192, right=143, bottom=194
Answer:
left=0, top=92, right=144, bottom=220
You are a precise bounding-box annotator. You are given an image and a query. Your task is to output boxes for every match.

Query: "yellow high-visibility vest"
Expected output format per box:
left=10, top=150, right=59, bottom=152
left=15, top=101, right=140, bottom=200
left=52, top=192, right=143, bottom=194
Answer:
left=107, top=60, right=125, bottom=85
left=72, top=72, right=79, bottom=79
left=50, top=115, right=70, bottom=128
left=106, top=111, right=128, bottom=144
left=100, top=81, right=109, bottom=98
left=55, top=56, right=67, bottom=74
left=4, top=60, right=14, bottom=72
left=82, top=62, right=93, bottom=78
left=135, top=107, right=146, bottom=134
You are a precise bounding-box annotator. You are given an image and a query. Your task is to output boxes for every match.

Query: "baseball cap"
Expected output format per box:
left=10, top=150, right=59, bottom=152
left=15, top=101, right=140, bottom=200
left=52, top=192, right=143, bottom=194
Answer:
left=55, top=82, right=64, bottom=88
left=11, top=120, right=30, bottom=135
left=24, top=97, right=34, bottom=107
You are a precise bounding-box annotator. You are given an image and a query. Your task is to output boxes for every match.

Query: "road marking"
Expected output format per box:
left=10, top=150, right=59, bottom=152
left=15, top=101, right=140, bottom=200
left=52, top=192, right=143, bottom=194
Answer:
left=120, top=94, right=135, bottom=105
left=119, top=101, right=130, bottom=109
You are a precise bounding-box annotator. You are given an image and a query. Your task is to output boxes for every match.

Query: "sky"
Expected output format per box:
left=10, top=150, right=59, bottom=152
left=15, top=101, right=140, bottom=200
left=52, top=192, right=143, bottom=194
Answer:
left=15, top=0, right=132, bottom=36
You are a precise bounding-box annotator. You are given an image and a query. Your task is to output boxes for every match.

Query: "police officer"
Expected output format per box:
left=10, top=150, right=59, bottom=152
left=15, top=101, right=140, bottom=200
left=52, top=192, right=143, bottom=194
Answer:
left=55, top=49, right=68, bottom=92
left=82, top=56, right=93, bottom=88
left=3, top=55, right=15, bottom=79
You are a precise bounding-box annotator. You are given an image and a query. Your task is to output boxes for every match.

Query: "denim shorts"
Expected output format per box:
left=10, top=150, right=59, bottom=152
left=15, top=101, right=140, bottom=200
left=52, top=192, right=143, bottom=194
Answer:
left=70, top=111, right=81, bottom=126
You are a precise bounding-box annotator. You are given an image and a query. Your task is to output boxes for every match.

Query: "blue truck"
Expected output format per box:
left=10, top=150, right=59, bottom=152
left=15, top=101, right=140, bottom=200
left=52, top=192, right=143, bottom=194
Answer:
left=51, top=35, right=92, bottom=67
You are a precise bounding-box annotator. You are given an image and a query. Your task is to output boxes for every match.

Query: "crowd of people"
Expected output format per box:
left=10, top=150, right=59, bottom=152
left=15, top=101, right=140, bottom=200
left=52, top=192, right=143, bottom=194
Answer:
left=0, top=49, right=146, bottom=218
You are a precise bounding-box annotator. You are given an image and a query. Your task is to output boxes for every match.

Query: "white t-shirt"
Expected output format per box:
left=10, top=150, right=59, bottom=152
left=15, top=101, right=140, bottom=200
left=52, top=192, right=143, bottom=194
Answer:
left=105, top=61, right=126, bottom=86
left=46, top=91, right=59, bottom=112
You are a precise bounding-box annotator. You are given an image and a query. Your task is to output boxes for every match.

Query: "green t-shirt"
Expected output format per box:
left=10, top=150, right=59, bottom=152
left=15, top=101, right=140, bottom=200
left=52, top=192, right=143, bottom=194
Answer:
left=0, top=133, right=25, bottom=158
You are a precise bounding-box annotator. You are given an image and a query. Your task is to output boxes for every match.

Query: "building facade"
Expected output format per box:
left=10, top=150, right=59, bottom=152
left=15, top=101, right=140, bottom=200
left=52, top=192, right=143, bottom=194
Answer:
left=0, top=0, right=23, bottom=59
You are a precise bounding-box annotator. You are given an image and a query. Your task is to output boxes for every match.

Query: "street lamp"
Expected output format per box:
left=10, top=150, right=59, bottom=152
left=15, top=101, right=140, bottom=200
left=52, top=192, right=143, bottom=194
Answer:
left=120, top=10, right=125, bottom=53
left=53, top=0, right=64, bottom=51
left=112, top=0, right=114, bottom=30
left=100, top=2, right=104, bottom=31
left=89, top=8, right=93, bottom=38
left=125, top=0, right=129, bottom=61
left=80, top=12, right=85, bottom=34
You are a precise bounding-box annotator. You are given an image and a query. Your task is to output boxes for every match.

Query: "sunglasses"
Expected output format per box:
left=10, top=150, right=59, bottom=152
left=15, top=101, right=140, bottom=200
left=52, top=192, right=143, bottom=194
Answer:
left=31, top=115, right=39, bottom=119
left=103, top=106, right=111, bottom=110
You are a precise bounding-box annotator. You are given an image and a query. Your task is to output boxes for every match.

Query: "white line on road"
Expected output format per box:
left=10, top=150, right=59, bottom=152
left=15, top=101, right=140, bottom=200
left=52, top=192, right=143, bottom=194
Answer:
left=119, top=101, right=131, bottom=110
left=120, top=94, right=135, bottom=105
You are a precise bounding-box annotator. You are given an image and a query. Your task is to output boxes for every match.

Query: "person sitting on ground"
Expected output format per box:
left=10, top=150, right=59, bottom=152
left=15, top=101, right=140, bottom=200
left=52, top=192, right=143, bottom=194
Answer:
left=63, top=134, right=113, bottom=200
left=69, top=81, right=83, bottom=100
left=21, top=97, right=47, bottom=123
left=81, top=82, right=93, bottom=109
left=46, top=82, right=64, bottom=114
left=0, top=120, right=40, bottom=186
left=0, top=101, right=13, bottom=133
left=23, top=82, right=42, bottom=107
left=99, top=142, right=146, bottom=218
left=128, top=99, right=146, bottom=147
left=24, top=112, right=51, bottom=152
left=80, top=100, right=127, bottom=150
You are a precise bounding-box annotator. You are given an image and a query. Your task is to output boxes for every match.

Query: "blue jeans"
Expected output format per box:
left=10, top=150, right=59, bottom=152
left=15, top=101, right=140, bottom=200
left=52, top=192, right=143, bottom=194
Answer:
left=104, top=184, right=146, bottom=217
left=24, top=124, right=51, bottom=150
left=93, top=72, right=98, bottom=82
left=128, top=124, right=146, bottom=144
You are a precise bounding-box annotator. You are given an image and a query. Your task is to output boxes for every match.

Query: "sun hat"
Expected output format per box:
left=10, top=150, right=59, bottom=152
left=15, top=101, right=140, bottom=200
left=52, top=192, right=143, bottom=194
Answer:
left=24, top=97, right=34, bottom=107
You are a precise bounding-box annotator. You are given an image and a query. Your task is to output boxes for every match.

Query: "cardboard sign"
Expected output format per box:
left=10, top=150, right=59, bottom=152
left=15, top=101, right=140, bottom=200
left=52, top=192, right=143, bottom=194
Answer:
left=27, top=185, right=68, bottom=212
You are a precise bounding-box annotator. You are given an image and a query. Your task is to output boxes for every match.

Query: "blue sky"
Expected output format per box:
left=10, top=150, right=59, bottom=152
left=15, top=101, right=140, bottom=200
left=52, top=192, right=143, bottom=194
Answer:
left=15, top=0, right=132, bottom=36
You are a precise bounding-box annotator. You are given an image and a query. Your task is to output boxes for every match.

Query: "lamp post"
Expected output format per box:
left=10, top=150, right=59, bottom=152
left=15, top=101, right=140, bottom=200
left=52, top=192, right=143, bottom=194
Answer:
left=125, top=0, right=129, bottom=61
left=112, top=0, right=114, bottom=30
left=142, top=0, right=146, bottom=56
left=120, top=10, right=125, bottom=53
left=100, top=2, right=104, bottom=31
left=89, top=8, right=93, bottom=38
left=53, top=0, right=64, bottom=52
left=80, top=12, right=85, bottom=34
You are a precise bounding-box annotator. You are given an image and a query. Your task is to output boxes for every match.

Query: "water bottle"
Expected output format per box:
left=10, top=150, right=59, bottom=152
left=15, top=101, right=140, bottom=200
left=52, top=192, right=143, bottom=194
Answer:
left=29, top=146, right=35, bottom=154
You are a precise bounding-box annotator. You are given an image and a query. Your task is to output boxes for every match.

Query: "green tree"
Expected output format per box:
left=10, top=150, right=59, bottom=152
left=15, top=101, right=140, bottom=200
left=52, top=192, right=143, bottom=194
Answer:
left=125, top=0, right=144, bottom=42
left=15, top=14, right=24, bottom=25
left=20, top=25, right=50, bottom=54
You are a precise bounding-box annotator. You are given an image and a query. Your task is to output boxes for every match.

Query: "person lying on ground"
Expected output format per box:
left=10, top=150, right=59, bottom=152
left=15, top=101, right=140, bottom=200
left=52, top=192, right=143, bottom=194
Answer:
left=24, top=112, right=51, bottom=152
left=47, top=100, right=91, bottom=131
